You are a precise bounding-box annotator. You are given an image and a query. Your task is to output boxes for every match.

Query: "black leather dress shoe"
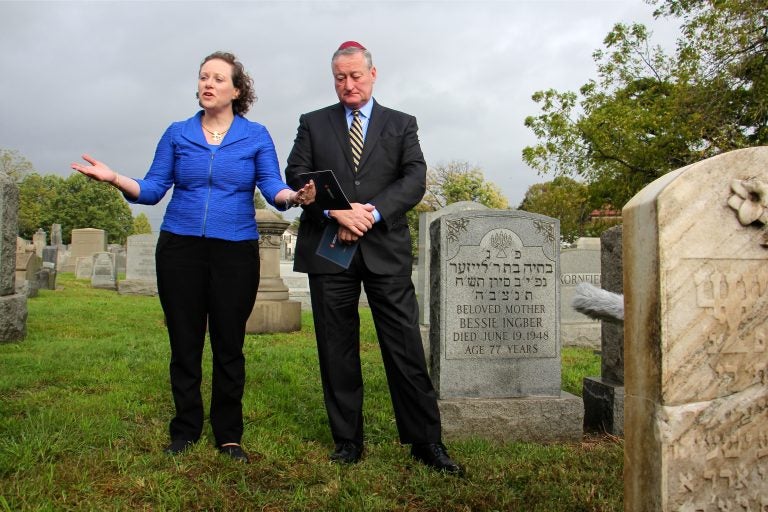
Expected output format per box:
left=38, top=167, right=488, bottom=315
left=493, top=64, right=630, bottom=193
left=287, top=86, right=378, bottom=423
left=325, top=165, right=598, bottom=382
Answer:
left=163, top=439, right=195, bottom=455
left=329, top=441, right=364, bottom=464
left=218, top=444, right=250, bottom=463
left=411, top=442, right=464, bottom=475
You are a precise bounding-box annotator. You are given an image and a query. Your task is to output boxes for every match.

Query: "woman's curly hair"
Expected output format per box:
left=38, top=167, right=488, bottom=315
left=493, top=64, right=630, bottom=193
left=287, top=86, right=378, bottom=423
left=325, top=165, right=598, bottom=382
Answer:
left=199, top=51, right=257, bottom=116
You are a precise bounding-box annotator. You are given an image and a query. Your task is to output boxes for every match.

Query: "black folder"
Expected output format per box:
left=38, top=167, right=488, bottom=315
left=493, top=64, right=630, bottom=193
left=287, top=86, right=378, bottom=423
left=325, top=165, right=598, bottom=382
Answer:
left=297, top=170, right=352, bottom=210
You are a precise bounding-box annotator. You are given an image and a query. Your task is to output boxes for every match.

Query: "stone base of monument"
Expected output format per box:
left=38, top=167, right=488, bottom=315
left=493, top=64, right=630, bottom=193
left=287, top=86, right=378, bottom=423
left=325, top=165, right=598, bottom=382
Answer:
left=582, top=376, right=624, bottom=436
left=118, top=280, right=158, bottom=296
left=0, top=293, right=28, bottom=342
left=246, top=300, right=301, bottom=333
left=560, top=323, right=600, bottom=349
left=437, top=392, right=584, bottom=443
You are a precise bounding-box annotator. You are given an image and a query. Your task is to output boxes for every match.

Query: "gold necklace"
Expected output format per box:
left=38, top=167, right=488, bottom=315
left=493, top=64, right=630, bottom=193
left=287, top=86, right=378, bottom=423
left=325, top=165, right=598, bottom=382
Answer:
left=202, top=123, right=230, bottom=142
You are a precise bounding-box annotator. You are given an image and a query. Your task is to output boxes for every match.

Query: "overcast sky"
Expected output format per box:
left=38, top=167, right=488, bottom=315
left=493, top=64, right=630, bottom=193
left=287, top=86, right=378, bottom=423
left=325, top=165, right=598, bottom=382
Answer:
left=1, top=0, right=680, bottom=229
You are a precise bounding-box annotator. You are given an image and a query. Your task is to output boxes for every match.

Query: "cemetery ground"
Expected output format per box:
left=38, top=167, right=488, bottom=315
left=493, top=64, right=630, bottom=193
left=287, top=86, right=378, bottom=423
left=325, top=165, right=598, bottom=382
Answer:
left=0, top=274, right=621, bottom=511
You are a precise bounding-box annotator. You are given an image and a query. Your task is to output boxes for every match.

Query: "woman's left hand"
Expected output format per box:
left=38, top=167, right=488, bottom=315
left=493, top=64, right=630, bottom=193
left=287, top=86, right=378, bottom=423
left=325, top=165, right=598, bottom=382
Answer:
left=294, top=180, right=316, bottom=205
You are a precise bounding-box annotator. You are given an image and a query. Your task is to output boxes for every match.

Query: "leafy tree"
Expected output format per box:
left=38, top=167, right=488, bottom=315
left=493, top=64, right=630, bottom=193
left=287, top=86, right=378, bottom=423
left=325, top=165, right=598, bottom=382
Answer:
left=408, top=161, right=509, bottom=257
left=519, top=177, right=620, bottom=244
left=18, top=173, right=60, bottom=238
left=132, top=213, right=153, bottom=235
left=19, top=172, right=133, bottom=244
left=523, top=0, right=767, bottom=209
left=0, top=149, right=34, bottom=182
left=55, top=173, right=134, bottom=244
left=422, top=161, right=509, bottom=210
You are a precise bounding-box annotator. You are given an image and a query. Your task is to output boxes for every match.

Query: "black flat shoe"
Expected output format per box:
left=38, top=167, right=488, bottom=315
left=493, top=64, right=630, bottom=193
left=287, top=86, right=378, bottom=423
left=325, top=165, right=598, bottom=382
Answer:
left=329, top=441, right=363, bottom=464
left=219, top=444, right=249, bottom=463
left=411, top=442, right=464, bottom=476
left=164, top=439, right=195, bottom=455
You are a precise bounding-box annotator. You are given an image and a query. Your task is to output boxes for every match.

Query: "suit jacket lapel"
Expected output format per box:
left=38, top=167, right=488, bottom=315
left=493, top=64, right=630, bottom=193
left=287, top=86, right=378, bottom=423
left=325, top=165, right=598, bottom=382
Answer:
left=357, top=101, right=387, bottom=175
left=327, top=104, right=355, bottom=173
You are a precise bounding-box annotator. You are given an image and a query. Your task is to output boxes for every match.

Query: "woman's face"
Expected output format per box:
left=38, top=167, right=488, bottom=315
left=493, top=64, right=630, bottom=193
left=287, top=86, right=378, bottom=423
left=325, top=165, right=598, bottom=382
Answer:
left=198, top=58, right=239, bottom=112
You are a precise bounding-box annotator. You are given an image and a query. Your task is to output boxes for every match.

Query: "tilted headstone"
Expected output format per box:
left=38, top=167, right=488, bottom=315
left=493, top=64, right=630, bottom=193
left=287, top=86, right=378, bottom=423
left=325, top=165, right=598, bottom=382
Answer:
left=0, top=173, right=27, bottom=341
left=623, top=147, right=768, bottom=511
left=582, top=225, right=624, bottom=435
left=91, top=252, right=117, bottom=290
left=15, top=252, right=41, bottom=297
left=429, top=209, right=582, bottom=442
left=118, top=233, right=158, bottom=296
left=560, top=237, right=601, bottom=347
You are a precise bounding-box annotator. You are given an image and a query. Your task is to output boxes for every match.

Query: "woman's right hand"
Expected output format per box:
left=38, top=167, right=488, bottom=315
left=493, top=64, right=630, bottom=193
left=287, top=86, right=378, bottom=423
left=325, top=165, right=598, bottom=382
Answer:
left=71, top=154, right=118, bottom=184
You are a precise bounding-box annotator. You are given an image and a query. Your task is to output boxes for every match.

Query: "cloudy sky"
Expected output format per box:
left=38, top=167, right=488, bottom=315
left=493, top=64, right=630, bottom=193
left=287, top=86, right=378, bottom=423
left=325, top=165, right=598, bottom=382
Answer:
left=1, top=0, right=679, bottom=229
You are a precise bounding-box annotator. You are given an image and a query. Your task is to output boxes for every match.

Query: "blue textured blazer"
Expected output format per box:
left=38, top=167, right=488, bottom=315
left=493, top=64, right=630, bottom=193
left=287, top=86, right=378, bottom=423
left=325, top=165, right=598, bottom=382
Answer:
left=131, top=111, right=290, bottom=241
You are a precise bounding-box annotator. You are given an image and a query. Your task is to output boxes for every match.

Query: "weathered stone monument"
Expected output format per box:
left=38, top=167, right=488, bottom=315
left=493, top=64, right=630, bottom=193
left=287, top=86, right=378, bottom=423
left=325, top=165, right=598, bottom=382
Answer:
left=75, top=256, right=94, bottom=280
left=91, top=252, right=117, bottom=290
left=417, top=201, right=488, bottom=361
left=15, top=251, right=42, bottom=297
left=0, top=173, right=27, bottom=342
left=246, top=210, right=301, bottom=333
left=560, top=237, right=601, bottom=348
left=582, top=226, right=624, bottom=435
left=119, top=233, right=158, bottom=296
left=63, top=228, right=106, bottom=272
left=430, top=209, right=582, bottom=442
left=39, top=245, right=58, bottom=290
left=32, top=228, right=46, bottom=257
left=623, top=147, right=768, bottom=510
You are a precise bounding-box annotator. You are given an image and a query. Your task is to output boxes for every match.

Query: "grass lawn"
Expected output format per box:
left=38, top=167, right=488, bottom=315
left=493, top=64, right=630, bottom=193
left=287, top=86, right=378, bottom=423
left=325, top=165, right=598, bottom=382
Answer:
left=0, top=273, right=622, bottom=511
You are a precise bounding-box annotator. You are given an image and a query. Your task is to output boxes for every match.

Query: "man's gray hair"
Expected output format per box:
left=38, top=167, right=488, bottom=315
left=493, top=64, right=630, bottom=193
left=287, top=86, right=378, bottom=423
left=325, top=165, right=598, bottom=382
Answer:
left=332, top=47, right=373, bottom=69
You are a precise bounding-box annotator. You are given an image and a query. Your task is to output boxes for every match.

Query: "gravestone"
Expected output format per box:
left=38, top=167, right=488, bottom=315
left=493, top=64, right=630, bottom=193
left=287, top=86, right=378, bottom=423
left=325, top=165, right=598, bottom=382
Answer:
left=50, top=223, right=69, bottom=270
left=246, top=209, right=301, bottom=333
left=0, top=173, right=27, bottom=342
left=75, top=256, right=93, bottom=280
left=63, top=228, right=106, bottom=272
left=108, top=244, right=126, bottom=274
left=582, top=225, right=624, bottom=435
left=15, top=252, right=42, bottom=297
left=417, top=202, right=489, bottom=364
left=32, top=229, right=46, bottom=257
left=40, top=246, right=58, bottom=290
left=91, top=252, right=117, bottom=290
left=50, top=224, right=62, bottom=247
left=118, top=233, right=158, bottom=296
left=560, top=237, right=601, bottom=347
left=623, top=147, right=768, bottom=511
left=430, top=209, right=582, bottom=442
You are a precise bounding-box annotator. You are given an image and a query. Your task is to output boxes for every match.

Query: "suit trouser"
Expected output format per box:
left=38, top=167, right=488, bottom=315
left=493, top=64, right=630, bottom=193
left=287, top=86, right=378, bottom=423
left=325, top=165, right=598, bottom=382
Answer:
left=155, top=231, right=260, bottom=446
left=308, top=251, right=442, bottom=446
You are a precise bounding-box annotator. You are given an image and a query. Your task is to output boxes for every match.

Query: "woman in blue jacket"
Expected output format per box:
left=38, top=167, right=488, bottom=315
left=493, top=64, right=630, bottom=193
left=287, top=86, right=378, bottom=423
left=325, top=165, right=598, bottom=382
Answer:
left=72, top=51, right=314, bottom=463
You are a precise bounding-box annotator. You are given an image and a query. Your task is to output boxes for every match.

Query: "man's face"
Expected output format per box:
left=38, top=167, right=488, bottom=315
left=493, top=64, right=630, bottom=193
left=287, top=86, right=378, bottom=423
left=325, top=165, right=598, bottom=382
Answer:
left=333, top=52, right=376, bottom=110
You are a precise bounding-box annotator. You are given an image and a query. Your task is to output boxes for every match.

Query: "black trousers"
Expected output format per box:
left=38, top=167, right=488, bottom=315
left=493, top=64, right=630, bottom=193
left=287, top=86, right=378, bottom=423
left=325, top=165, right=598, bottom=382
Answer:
left=308, top=251, right=441, bottom=446
left=155, top=231, right=260, bottom=446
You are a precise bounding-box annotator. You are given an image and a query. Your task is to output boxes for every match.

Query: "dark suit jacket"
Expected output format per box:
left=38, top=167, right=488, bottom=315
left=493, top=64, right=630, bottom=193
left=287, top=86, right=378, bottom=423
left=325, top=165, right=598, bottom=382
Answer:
left=285, top=100, right=426, bottom=276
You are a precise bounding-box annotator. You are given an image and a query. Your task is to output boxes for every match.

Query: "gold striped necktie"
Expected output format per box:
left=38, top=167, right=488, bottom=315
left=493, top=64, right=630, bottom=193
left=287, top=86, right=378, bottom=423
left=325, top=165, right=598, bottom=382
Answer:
left=350, top=109, right=363, bottom=172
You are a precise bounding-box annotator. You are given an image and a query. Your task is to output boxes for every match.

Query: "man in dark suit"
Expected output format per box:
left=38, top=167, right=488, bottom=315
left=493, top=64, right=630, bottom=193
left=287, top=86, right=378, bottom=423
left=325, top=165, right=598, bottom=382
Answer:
left=285, top=41, right=462, bottom=475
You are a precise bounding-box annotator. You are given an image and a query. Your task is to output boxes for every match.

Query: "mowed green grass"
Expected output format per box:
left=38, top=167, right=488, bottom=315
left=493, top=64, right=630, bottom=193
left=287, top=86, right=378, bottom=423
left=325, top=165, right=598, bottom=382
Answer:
left=0, top=273, right=621, bottom=511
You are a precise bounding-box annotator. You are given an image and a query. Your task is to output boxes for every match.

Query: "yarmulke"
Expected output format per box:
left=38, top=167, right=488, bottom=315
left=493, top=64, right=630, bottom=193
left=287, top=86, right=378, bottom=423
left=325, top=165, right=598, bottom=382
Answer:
left=337, top=41, right=366, bottom=51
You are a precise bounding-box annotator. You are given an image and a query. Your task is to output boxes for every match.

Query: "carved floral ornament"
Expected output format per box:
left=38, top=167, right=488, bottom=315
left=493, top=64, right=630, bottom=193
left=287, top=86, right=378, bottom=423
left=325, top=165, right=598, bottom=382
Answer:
left=727, top=177, right=768, bottom=247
